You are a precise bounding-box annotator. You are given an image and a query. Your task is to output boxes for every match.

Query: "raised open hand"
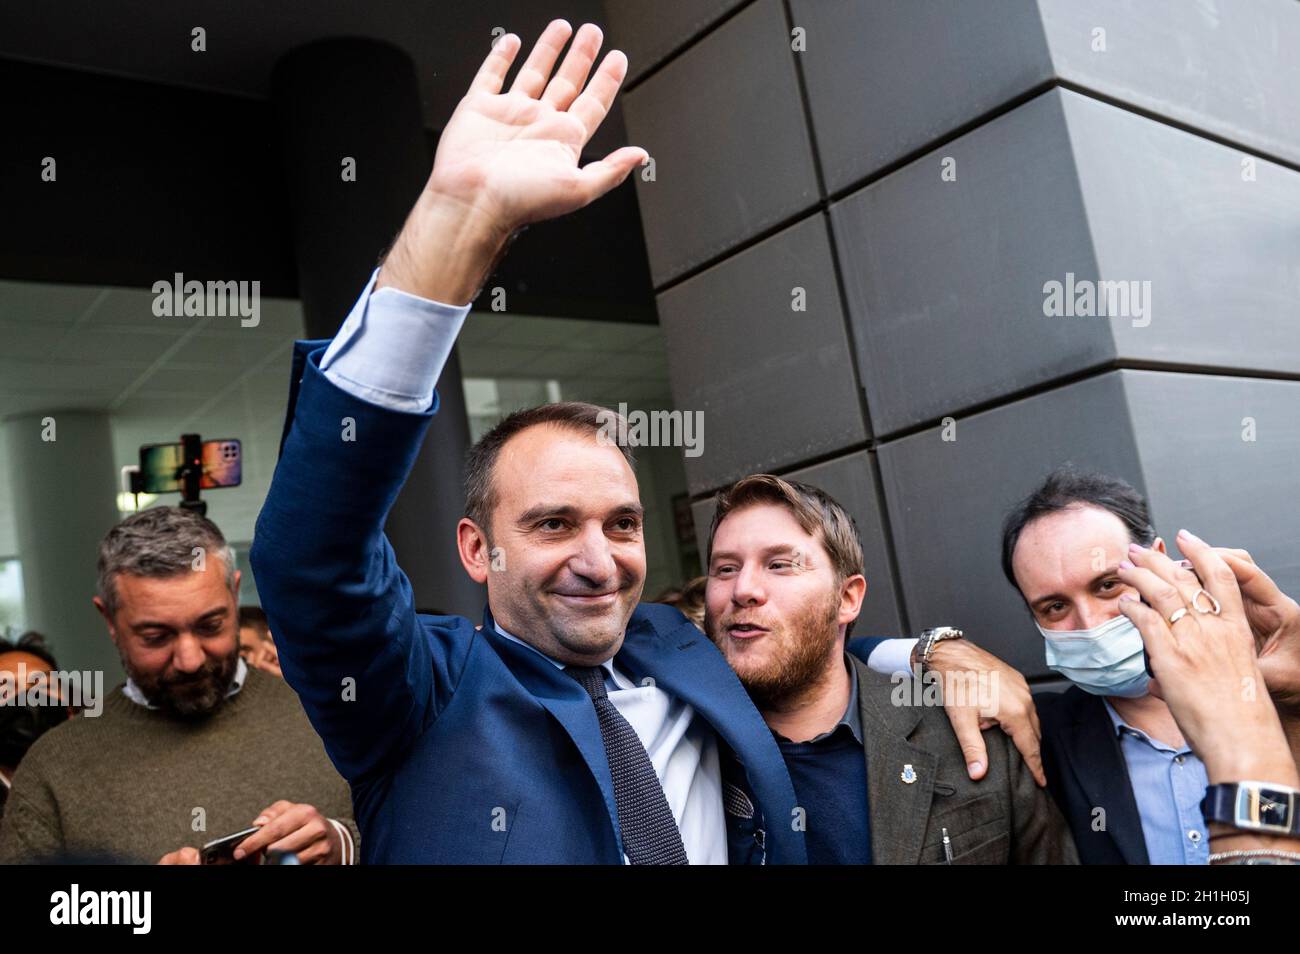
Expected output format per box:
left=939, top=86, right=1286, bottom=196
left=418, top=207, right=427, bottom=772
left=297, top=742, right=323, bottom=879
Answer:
left=1215, top=546, right=1300, bottom=714
left=430, top=21, right=647, bottom=230
left=1117, top=531, right=1297, bottom=786
left=380, top=20, right=646, bottom=303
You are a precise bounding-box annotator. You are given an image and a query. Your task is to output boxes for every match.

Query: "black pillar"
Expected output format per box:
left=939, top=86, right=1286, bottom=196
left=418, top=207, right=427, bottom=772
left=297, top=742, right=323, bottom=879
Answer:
left=272, top=38, right=484, bottom=617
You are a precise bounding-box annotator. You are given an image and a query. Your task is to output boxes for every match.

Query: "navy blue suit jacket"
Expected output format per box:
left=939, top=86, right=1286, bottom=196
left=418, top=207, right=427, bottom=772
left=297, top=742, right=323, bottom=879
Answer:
left=1035, top=688, right=1149, bottom=864
left=250, top=341, right=807, bottom=864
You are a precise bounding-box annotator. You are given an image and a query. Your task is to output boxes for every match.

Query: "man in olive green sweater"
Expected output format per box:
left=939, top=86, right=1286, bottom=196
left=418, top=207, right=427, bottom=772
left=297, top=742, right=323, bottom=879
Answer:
left=0, top=508, right=358, bottom=865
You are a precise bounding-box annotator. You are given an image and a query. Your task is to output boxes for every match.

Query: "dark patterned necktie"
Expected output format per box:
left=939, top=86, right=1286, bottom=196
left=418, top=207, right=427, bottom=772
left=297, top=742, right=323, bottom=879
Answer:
left=566, top=665, right=689, bottom=865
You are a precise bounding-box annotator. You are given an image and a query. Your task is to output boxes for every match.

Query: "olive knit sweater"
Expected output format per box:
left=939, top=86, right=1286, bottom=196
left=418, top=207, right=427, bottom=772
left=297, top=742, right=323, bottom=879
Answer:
left=0, top=667, right=358, bottom=863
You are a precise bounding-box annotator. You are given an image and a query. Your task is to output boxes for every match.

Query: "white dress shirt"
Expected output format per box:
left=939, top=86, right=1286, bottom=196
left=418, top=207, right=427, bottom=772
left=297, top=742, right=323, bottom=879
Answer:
left=492, top=622, right=725, bottom=864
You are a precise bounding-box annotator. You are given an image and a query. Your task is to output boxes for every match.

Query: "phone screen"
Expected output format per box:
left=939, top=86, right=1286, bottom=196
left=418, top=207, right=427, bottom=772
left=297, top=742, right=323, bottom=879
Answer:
left=139, top=440, right=242, bottom=493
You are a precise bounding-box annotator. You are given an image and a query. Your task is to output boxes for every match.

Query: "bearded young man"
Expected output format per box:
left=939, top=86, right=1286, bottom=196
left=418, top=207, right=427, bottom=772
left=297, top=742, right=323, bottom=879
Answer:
left=704, top=475, right=1077, bottom=864
left=0, top=508, right=358, bottom=865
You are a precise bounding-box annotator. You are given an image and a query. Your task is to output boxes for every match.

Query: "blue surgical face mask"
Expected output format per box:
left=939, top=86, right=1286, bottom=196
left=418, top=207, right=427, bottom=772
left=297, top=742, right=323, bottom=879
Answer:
left=1037, top=613, right=1151, bottom=698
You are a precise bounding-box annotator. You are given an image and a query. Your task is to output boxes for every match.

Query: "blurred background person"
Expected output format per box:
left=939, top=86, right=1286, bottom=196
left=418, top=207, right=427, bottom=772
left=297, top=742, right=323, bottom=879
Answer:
left=0, top=508, right=357, bottom=864
left=0, top=632, right=74, bottom=822
left=239, top=606, right=282, bottom=679
left=654, top=576, right=706, bottom=631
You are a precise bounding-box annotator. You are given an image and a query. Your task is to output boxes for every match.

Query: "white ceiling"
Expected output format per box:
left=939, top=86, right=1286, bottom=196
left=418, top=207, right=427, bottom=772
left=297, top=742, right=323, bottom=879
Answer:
left=0, top=279, right=304, bottom=422
left=0, top=277, right=674, bottom=551
left=0, top=278, right=310, bottom=550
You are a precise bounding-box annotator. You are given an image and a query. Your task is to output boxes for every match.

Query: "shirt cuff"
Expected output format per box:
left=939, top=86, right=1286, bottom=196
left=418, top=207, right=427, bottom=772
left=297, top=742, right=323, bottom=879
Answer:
left=867, top=638, right=919, bottom=678
left=320, top=267, right=471, bottom=413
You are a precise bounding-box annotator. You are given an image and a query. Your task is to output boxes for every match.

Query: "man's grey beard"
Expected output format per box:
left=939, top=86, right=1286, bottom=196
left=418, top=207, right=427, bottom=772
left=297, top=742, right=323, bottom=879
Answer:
left=123, top=645, right=239, bottom=719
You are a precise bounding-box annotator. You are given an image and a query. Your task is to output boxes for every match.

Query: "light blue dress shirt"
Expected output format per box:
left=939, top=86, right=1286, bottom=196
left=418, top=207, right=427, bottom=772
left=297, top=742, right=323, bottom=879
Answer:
left=320, top=268, right=469, bottom=413
left=1103, top=698, right=1210, bottom=865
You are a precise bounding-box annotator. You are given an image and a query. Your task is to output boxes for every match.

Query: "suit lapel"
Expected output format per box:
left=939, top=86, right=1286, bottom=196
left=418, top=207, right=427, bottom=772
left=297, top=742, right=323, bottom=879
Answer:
left=851, top=656, right=939, bottom=864
left=1064, top=690, right=1150, bottom=865
left=479, top=608, right=622, bottom=849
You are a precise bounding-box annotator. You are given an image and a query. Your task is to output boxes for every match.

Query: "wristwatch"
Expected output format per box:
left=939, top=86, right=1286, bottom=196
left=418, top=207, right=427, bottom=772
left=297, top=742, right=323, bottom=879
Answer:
left=1201, top=781, right=1300, bottom=836
left=912, top=626, right=964, bottom=675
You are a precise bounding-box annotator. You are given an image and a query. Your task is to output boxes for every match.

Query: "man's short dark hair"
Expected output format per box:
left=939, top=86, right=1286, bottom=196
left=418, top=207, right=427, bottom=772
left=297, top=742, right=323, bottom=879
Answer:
left=1000, top=466, right=1155, bottom=590
left=0, top=631, right=58, bottom=670
left=463, top=402, right=634, bottom=537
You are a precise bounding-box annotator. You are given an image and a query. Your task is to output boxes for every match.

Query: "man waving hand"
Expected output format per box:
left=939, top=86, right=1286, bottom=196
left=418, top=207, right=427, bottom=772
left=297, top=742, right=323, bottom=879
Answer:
left=251, top=21, right=805, bottom=865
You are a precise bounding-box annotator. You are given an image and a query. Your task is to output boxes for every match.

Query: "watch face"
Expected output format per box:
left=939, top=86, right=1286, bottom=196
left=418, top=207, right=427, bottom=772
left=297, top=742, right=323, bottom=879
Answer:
left=1237, top=786, right=1296, bottom=833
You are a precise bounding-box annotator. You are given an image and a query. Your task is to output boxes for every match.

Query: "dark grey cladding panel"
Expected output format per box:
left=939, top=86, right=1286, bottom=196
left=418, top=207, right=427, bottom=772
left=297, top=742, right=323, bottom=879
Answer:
left=792, top=0, right=1300, bottom=193
left=1063, top=93, right=1300, bottom=374
left=876, top=371, right=1145, bottom=680
left=1040, top=0, right=1300, bottom=168
left=790, top=0, right=1054, bottom=192
left=1124, top=372, right=1300, bottom=600
left=622, top=0, right=820, bottom=287
left=834, top=87, right=1300, bottom=438
left=688, top=450, right=906, bottom=637
left=656, top=213, right=868, bottom=496
left=784, top=452, right=905, bottom=636
left=603, top=0, right=749, bottom=84
left=832, top=89, right=1110, bottom=438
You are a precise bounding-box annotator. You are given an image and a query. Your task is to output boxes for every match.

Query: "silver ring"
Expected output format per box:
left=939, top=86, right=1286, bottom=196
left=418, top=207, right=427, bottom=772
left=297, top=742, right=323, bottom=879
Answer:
left=1192, top=588, right=1222, bottom=616
left=1168, top=607, right=1189, bottom=625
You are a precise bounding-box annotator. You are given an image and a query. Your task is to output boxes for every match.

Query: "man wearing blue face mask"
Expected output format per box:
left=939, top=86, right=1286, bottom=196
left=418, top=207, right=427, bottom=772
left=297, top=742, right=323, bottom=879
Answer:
left=1001, top=467, right=1206, bottom=864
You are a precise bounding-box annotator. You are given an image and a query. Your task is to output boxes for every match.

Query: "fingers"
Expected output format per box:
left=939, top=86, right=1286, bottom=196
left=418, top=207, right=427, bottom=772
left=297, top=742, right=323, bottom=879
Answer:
left=469, top=32, right=522, bottom=95
left=1006, top=721, right=1047, bottom=787
left=266, top=813, right=332, bottom=861
left=158, top=847, right=200, bottom=865
left=1214, top=547, right=1255, bottom=567
left=255, top=799, right=294, bottom=824
left=542, top=22, right=603, bottom=111
left=509, top=19, right=573, bottom=98
left=575, top=146, right=647, bottom=204
left=1116, top=561, right=1187, bottom=626
left=1174, top=530, right=1248, bottom=623
left=945, top=704, right=989, bottom=780
left=1220, top=549, right=1282, bottom=605
left=570, top=50, right=628, bottom=140
left=233, top=800, right=297, bottom=859
left=1126, top=543, right=1201, bottom=608
left=1118, top=593, right=1175, bottom=664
